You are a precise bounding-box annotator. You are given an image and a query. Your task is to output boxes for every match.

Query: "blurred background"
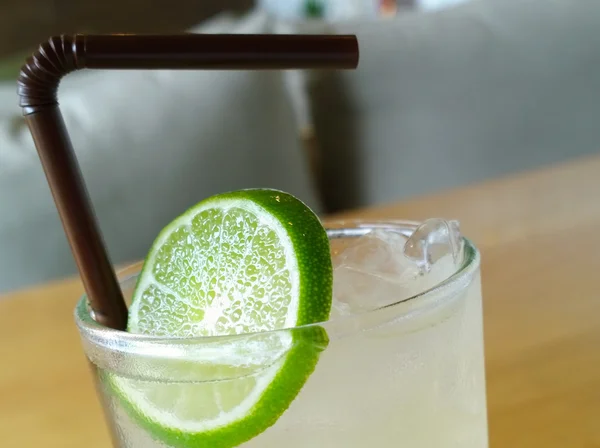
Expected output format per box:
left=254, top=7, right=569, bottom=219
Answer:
left=2, top=0, right=600, bottom=293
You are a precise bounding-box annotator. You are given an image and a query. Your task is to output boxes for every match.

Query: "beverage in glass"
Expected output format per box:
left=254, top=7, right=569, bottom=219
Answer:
left=76, top=220, right=488, bottom=447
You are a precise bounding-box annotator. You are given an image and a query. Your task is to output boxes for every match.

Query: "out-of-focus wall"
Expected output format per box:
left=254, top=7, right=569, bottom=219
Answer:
left=0, top=0, right=253, bottom=57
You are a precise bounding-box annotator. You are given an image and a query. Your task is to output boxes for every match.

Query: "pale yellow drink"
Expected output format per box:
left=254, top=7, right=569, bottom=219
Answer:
left=76, top=222, right=487, bottom=447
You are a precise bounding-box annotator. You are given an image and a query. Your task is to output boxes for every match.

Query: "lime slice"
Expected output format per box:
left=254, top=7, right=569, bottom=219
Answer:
left=111, top=189, right=333, bottom=447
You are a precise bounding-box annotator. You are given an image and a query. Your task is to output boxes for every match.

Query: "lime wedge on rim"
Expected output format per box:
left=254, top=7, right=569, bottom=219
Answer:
left=110, top=189, right=333, bottom=447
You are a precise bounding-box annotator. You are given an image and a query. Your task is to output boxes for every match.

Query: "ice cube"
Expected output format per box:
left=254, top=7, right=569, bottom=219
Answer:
left=332, top=229, right=418, bottom=316
left=334, top=229, right=417, bottom=279
left=331, top=220, right=464, bottom=318
left=403, top=219, right=463, bottom=272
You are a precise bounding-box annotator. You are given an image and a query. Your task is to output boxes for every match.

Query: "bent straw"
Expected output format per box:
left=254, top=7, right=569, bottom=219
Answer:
left=18, top=34, right=359, bottom=330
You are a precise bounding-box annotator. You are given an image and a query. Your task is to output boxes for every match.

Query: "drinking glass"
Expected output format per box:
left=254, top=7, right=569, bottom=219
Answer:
left=75, top=221, right=488, bottom=447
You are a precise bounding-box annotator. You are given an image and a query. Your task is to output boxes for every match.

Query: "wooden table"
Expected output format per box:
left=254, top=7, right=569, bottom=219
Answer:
left=2, top=155, right=600, bottom=448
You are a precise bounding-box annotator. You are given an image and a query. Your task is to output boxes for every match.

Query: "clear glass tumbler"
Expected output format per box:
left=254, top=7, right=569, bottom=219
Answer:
left=75, top=221, right=488, bottom=447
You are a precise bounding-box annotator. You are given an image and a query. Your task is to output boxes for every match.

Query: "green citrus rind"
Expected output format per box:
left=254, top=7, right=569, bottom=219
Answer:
left=110, top=189, right=333, bottom=447
left=106, top=326, right=328, bottom=448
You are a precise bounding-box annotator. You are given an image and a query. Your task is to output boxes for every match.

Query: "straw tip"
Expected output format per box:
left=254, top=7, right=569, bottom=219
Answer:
left=350, top=35, right=360, bottom=68
left=336, top=34, right=360, bottom=69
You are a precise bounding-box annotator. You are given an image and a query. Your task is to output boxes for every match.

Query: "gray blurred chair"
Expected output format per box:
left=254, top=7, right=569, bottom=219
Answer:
left=303, top=0, right=600, bottom=211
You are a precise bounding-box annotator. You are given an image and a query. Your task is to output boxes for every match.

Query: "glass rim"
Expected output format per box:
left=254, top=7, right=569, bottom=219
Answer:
left=75, top=220, right=480, bottom=348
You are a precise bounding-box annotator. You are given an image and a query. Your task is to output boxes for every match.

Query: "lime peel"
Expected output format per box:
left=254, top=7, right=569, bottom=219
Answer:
left=110, top=189, right=333, bottom=447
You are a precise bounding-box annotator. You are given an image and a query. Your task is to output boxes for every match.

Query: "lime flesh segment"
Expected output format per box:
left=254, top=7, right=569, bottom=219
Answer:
left=114, top=189, right=332, bottom=447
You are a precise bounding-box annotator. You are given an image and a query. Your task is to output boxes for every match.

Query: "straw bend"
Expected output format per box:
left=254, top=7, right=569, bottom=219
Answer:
left=18, top=33, right=359, bottom=115
left=18, top=35, right=83, bottom=115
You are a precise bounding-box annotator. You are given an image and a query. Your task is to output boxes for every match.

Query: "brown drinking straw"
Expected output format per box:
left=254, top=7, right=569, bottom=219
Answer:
left=17, top=34, right=359, bottom=331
